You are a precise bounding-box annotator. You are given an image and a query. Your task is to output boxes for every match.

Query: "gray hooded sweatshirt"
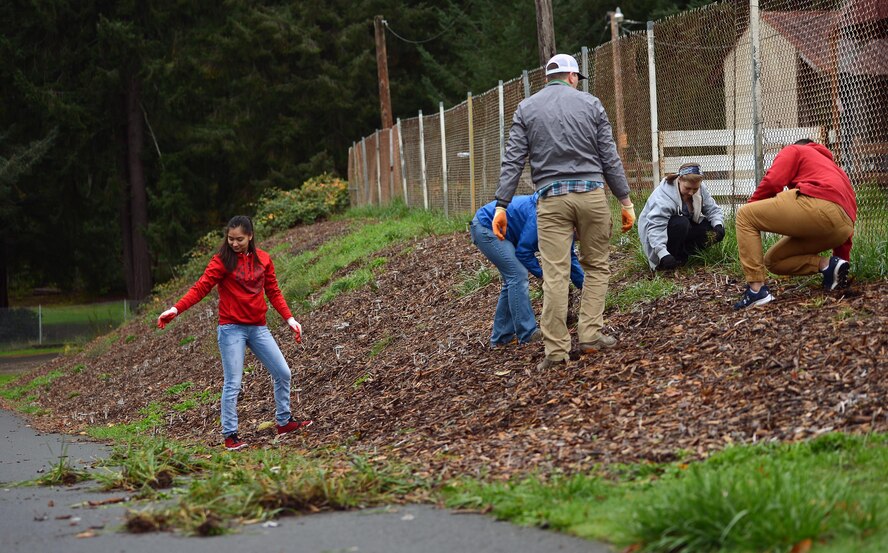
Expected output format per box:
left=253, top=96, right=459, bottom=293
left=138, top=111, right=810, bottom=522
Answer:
left=638, top=177, right=724, bottom=270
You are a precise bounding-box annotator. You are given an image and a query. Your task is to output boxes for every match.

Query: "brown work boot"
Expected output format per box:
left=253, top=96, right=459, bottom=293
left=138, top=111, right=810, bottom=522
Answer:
left=578, top=332, right=617, bottom=354
left=536, top=357, right=567, bottom=370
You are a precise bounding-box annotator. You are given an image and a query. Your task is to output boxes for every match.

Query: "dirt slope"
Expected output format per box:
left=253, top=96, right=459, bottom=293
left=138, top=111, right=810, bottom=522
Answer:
left=11, top=220, right=887, bottom=478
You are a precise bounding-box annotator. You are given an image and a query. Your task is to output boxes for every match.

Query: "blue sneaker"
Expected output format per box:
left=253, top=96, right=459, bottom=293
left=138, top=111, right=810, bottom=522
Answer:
left=821, top=256, right=849, bottom=290
left=733, top=284, right=774, bottom=310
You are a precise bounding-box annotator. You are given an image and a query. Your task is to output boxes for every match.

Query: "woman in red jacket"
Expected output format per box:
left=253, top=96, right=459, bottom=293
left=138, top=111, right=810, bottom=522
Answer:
left=156, top=215, right=312, bottom=450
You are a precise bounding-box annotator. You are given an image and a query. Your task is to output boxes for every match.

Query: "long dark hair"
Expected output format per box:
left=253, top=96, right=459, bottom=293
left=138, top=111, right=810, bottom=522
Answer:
left=217, top=215, right=257, bottom=272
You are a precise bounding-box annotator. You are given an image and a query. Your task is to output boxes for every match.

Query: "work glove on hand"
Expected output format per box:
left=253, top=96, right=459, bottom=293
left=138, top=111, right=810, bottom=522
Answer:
left=157, top=307, right=178, bottom=329
left=658, top=254, right=680, bottom=271
left=287, top=317, right=302, bottom=343
left=620, top=203, right=636, bottom=233
left=492, top=207, right=508, bottom=240
left=712, top=224, right=726, bottom=243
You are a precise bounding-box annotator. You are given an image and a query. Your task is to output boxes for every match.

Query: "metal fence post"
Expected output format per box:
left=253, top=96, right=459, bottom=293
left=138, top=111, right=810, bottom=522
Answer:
left=498, top=80, right=505, bottom=164
left=581, top=46, right=589, bottom=94
left=397, top=118, right=407, bottom=206
left=361, top=137, right=369, bottom=206
left=418, top=110, right=428, bottom=210
left=750, top=0, right=764, bottom=184
left=439, top=101, right=448, bottom=218
left=468, top=92, right=476, bottom=213
left=522, top=70, right=531, bottom=98
left=38, top=304, right=42, bottom=345
left=647, top=21, right=660, bottom=184
left=375, top=129, right=382, bottom=205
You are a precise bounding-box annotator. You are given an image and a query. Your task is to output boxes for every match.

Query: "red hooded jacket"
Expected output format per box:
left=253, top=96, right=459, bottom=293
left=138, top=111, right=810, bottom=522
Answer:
left=749, top=142, right=856, bottom=260
left=174, top=248, right=293, bottom=326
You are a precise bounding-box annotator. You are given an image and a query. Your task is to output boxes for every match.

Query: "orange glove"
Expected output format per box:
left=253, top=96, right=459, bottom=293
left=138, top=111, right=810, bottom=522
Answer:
left=157, top=307, right=178, bottom=329
left=620, top=202, right=636, bottom=233
left=492, top=207, right=507, bottom=240
left=287, top=317, right=302, bottom=343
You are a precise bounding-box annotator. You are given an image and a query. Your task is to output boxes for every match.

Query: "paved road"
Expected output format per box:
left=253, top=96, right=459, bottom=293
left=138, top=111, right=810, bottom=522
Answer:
left=0, top=353, right=59, bottom=374
left=0, top=409, right=611, bottom=552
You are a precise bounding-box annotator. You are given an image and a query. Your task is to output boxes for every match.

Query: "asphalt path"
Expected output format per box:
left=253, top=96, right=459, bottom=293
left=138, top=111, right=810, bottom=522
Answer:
left=0, top=409, right=611, bottom=553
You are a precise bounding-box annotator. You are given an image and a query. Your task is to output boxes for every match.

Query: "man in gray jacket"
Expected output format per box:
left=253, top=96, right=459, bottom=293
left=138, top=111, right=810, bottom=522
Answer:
left=493, top=53, right=635, bottom=370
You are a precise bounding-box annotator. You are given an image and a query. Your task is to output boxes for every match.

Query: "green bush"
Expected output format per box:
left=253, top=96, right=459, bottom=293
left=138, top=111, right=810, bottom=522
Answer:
left=254, top=173, right=348, bottom=234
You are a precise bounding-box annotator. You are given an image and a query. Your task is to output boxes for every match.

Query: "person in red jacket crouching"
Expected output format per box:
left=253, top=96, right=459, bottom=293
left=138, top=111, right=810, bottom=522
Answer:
left=734, top=139, right=857, bottom=310
left=156, top=215, right=312, bottom=450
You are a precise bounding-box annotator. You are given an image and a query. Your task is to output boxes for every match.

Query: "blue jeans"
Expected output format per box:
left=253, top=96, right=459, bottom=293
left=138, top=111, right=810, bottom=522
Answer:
left=217, top=324, right=292, bottom=437
left=470, top=219, right=539, bottom=345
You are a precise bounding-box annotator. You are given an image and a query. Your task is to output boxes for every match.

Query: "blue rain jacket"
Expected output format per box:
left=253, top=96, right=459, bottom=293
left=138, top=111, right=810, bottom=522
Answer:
left=474, top=193, right=584, bottom=289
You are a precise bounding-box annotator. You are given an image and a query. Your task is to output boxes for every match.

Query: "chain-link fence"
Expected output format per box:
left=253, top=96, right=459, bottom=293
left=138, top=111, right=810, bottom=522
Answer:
left=349, top=0, right=887, bottom=240
left=0, top=301, right=139, bottom=350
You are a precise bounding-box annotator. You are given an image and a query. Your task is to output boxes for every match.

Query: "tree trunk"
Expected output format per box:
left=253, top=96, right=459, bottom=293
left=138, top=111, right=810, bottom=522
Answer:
left=126, top=75, right=152, bottom=300
left=0, top=241, right=8, bottom=308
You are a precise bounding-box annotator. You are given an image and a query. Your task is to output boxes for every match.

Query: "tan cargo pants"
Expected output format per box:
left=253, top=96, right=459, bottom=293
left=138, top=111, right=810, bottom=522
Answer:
left=536, top=189, right=612, bottom=362
left=736, top=189, right=853, bottom=282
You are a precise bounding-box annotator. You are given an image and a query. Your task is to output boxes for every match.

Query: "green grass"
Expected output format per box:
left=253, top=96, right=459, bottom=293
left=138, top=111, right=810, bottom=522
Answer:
left=165, top=382, right=194, bottom=396
left=605, top=276, right=678, bottom=312
left=369, top=335, right=394, bottom=357
left=29, top=301, right=128, bottom=326
left=0, top=374, right=18, bottom=388
left=443, top=433, right=888, bottom=552
left=103, top=440, right=429, bottom=535
left=455, top=264, right=498, bottom=297
left=0, top=369, right=65, bottom=401
left=0, top=346, right=66, bottom=357
left=274, top=205, right=466, bottom=310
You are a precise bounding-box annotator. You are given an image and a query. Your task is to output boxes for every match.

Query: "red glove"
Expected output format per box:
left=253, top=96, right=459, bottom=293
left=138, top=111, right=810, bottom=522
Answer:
left=157, top=307, right=178, bottom=329
left=287, top=317, right=302, bottom=343
left=492, top=207, right=507, bottom=240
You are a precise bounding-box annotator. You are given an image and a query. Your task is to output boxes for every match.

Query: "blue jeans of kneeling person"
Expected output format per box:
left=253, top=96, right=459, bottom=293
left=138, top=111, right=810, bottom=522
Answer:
left=470, top=219, right=539, bottom=346
left=217, top=324, right=293, bottom=437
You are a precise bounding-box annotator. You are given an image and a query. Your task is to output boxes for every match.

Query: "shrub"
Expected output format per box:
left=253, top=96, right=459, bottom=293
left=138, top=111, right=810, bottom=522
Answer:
left=255, top=173, right=348, bottom=234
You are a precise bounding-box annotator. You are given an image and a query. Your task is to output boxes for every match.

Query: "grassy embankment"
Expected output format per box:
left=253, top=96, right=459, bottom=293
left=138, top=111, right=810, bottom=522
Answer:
left=3, top=201, right=886, bottom=550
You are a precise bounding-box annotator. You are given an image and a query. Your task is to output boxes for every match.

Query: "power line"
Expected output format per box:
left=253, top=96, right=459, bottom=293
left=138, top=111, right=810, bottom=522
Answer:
left=382, top=17, right=457, bottom=45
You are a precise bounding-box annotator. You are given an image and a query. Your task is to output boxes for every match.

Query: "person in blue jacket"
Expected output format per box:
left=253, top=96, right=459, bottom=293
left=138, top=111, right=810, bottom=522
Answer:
left=471, top=193, right=584, bottom=348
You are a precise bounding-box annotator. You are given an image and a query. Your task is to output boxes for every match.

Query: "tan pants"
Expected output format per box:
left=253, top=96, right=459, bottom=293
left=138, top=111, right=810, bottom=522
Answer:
left=536, top=189, right=612, bottom=361
left=736, top=189, right=853, bottom=282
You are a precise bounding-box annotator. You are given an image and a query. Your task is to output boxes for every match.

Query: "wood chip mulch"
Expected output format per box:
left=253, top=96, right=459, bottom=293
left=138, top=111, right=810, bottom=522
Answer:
left=12, top=221, right=887, bottom=479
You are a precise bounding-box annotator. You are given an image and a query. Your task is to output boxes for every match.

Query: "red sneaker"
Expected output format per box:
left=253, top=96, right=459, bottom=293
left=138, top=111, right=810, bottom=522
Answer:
left=224, top=434, right=248, bottom=450
left=276, top=418, right=313, bottom=435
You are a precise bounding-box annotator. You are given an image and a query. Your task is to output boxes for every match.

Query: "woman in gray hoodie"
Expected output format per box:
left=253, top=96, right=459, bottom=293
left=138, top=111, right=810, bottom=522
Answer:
left=638, top=163, right=725, bottom=271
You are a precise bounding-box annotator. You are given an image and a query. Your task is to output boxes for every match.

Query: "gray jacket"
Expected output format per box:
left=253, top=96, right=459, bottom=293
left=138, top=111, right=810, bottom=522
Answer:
left=638, top=177, right=725, bottom=270
left=495, top=81, right=630, bottom=207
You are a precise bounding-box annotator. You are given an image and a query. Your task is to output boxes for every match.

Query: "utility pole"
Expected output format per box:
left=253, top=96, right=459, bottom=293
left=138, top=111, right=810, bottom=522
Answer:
left=609, top=8, right=627, bottom=161
left=374, top=15, right=394, bottom=129
left=534, top=0, right=556, bottom=65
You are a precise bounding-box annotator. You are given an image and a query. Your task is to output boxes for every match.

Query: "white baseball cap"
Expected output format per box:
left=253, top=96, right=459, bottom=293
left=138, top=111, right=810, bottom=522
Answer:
left=545, top=53, right=587, bottom=80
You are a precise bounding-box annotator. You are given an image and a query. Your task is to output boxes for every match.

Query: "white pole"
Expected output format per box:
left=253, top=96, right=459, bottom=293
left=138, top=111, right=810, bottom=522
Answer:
left=498, top=80, right=505, bottom=164
left=38, top=304, right=42, bottom=345
left=647, top=21, right=660, bottom=184
left=750, top=0, right=764, bottom=183
left=419, top=110, right=429, bottom=210
left=361, top=137, right=370, bottom=206
left=375, top=129, right=382, bottom=205
left=581, top=46, right=590, bottom=94
left=440, top=101, right=448, bottom=218
left=388, top=128, right=394, bottom=201
left=522, top=70, right=531, bottom=98
left=397, top=118, right=408, bottom=205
